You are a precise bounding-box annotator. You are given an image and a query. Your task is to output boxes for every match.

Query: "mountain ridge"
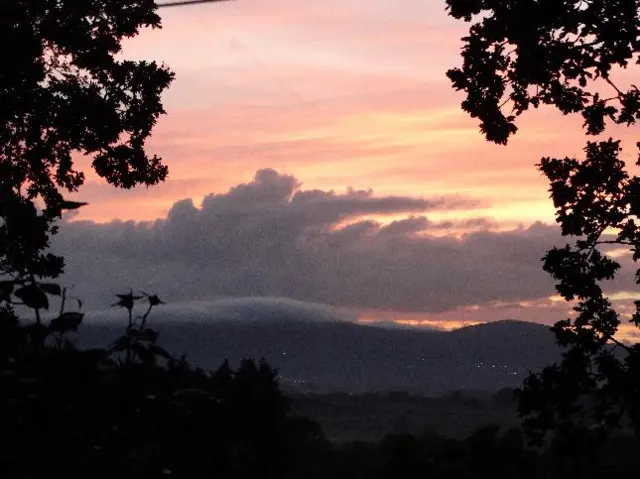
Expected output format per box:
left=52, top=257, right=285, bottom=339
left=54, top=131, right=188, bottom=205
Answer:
left=77, top=317, right=560, bottom=395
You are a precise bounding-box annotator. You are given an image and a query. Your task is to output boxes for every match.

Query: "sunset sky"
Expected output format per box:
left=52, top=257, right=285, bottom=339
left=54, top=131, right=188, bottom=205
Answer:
left=57, top=0, right=640, bottom=340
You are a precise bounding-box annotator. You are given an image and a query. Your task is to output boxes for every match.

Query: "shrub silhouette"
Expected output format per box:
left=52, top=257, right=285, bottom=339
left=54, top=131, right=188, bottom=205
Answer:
left=0, top=290, right=322, bottom=479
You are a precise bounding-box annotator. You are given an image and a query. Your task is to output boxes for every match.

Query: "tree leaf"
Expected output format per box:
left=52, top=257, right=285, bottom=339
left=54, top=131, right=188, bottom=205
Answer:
left=110, top=335, right=132, bottom=353
left=131, top=343, right=155, bottom=365
left=39, top=283, right=62, bottom=296
left=49, top=312, right=84, bottom=333
left=127, top=327, right=159, bottom=343
left=0, top=281, right=14, bottom=302
left=112, top=291, right=142, bottom=311
left=24, top=323, right=48, bottom=342
left=59, top=200, right=88, bottom=210
left=149, top=344, right=173, bottom=360
left=142, top=292, right=165, bottom=306
left=14, top=284, right=49, bottom=310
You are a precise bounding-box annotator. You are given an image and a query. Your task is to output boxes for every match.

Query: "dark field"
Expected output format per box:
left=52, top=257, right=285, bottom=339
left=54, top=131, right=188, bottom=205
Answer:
left=289, top=389, right=519, bottom=442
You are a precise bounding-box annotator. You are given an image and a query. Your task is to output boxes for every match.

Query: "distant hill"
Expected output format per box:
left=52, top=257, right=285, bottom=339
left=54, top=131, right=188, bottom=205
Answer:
left=76, top=317, right=561, bottom=395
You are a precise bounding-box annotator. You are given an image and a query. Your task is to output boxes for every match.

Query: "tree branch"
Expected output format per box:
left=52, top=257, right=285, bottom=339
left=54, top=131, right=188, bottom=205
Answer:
left=605, top=334, right=633, bottom=353
left=604, top=76, right=623, bottom=96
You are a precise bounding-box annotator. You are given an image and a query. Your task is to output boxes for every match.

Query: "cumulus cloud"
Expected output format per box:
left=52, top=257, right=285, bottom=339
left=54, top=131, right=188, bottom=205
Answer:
left=53, top=169, right=562, bottom=313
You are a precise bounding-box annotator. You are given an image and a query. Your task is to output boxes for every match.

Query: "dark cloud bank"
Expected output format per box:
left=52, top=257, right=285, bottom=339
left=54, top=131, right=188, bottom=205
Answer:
left=53, top=169, right=564, bottom=314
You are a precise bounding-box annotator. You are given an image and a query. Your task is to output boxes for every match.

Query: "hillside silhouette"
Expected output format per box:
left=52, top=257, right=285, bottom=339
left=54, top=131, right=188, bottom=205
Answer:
left=77, top=317, right=560, bottom=394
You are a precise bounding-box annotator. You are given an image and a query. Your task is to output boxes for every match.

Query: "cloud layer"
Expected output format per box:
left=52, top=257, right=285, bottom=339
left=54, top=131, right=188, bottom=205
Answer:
left=84, top=296, right=357, bottom=326
left=53, top=169, right=562, bottom=315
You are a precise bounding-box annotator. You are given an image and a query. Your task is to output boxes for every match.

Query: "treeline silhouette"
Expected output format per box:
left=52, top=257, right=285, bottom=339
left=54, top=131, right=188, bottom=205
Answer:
left=2, top=293, right=639, bottom=479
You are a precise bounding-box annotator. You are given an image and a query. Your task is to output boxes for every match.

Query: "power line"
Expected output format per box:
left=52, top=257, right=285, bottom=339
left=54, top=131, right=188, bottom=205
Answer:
left=157, top=0, right=233, bottom=8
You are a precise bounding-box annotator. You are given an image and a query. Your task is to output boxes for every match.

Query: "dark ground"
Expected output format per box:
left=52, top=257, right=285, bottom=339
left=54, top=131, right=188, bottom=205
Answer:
left=289, top=388, right=519, bottom=442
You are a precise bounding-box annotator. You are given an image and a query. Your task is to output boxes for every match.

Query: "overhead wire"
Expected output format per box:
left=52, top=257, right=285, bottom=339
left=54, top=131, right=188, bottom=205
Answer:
left=157, top=0, right=233, bottom=8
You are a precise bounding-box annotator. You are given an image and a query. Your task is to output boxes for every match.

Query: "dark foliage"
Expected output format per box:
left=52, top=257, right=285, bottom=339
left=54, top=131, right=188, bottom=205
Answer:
left=1, top=0, right=173, bottom=283
left=0, top=293, right=322, bottom=479
left=446, top=0, right=640, bottom=462
left=292, top=424, right=640, bottom=479
left=446, top=0, right=640, bottom=144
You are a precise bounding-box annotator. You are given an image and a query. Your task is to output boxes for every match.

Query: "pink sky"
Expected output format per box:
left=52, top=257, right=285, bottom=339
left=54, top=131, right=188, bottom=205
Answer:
left=72, top=0, right=640, bottom=225
left=74, top=0, right=606, bottom=224
left=62, top=0, right=640, bottom=337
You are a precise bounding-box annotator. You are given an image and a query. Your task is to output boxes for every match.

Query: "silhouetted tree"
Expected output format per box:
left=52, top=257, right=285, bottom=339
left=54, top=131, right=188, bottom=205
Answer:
left=446, top=0, right=640, bottom=454
left=446, top=0, right=640, bottom=145
left=1, top=0, right=173, bottom=290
